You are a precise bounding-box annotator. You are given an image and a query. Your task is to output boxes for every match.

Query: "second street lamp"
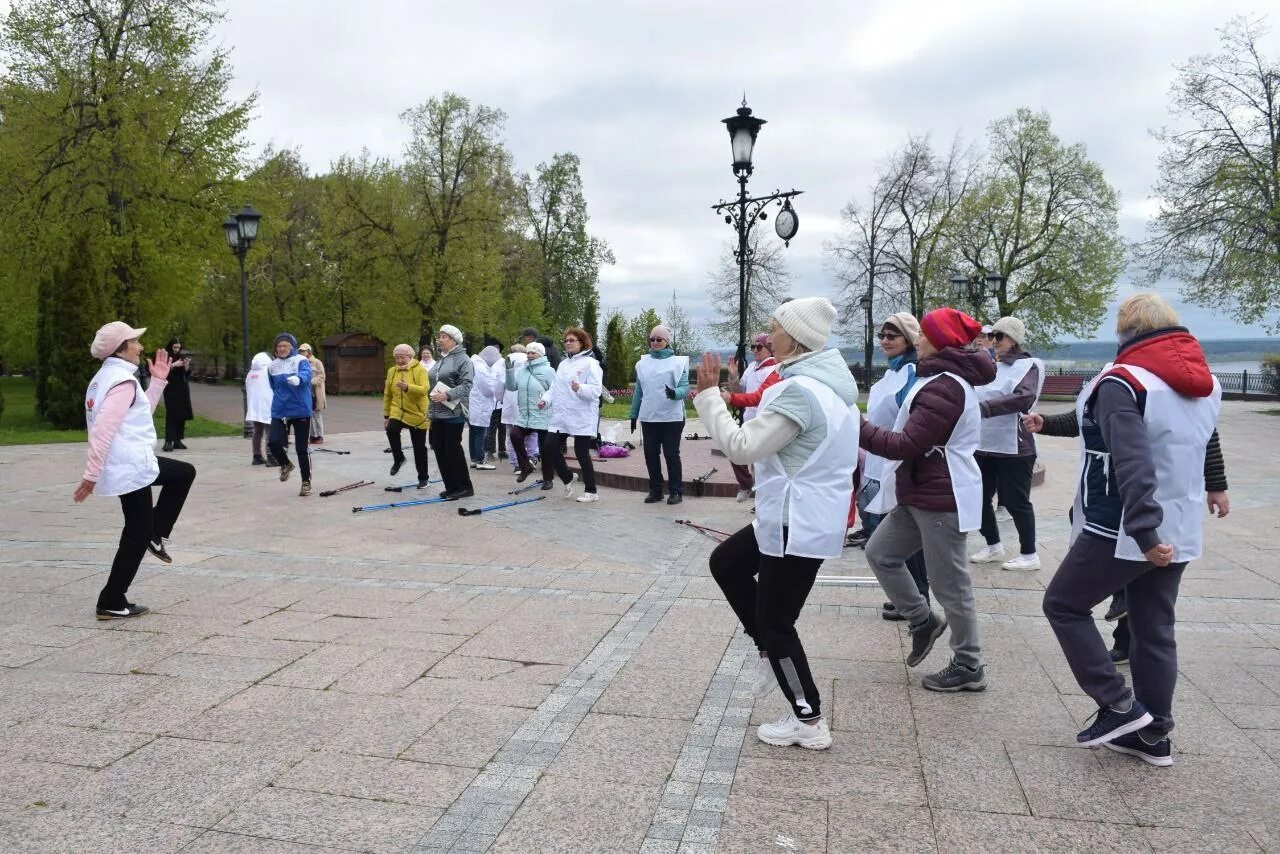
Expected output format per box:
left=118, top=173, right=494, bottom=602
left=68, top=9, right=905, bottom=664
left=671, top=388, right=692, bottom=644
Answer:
left=712, top=99, right=803, bottom=374
left=223, top=204, right=262, bottom=438
left=949, top=269, right=1005, bottom=319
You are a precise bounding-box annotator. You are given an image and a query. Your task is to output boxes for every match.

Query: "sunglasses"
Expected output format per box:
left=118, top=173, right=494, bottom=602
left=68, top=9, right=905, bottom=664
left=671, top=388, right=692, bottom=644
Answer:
left=749, top=344, right=765, bottom=351
left=991, top=331, right=1006, bottom=343
left=876, top=331, right=902, bottom=341
left=563, top=338, right=578, bottom=344
left=648, top=337, right=667, bottom=344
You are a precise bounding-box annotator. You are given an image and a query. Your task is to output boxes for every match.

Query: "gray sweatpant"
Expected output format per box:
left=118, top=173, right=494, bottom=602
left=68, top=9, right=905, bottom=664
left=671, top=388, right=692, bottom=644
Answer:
left=1043, top=532, right=1186, bottom=735
left=866, top=505, right=983, bottom=669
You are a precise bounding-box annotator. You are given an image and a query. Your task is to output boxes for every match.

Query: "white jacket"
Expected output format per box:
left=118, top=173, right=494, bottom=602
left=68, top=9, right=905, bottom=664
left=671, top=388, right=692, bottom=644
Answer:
left=548, top=351, right=603, bottom=437
left=467, top=356, right=505, bottom=427
left=244, top=352, right=273, bottom=424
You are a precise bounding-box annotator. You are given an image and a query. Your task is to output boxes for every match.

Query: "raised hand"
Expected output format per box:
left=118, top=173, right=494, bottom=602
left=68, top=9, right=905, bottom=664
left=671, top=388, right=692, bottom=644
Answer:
left=695, top=352, right=722, bottom=394
left=148, top=348, right=171, bottom=381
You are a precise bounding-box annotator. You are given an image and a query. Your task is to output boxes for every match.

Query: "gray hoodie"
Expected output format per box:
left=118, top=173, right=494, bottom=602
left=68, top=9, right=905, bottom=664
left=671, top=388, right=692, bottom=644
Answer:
left=427, top=346, right=474, bottom=422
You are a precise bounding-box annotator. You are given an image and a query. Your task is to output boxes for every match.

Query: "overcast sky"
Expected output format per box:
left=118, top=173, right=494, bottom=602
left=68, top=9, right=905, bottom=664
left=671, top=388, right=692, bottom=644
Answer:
left=208, top=0, right=1277, bottom=342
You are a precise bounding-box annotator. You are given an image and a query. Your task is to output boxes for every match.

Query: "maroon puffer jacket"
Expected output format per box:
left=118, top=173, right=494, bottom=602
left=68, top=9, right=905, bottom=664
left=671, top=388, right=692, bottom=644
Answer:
left=859, top=346, right=996, bottom=513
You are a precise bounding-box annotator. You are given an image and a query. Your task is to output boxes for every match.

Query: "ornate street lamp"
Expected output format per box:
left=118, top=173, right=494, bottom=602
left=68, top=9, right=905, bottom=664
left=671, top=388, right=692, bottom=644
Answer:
left=712, top=99, right=803, bottom=374
left=223, top=204, right=262, bottom=438
left=859, top=291, right=874, bottom=385
left=949, top=269, right=1005, bottom=319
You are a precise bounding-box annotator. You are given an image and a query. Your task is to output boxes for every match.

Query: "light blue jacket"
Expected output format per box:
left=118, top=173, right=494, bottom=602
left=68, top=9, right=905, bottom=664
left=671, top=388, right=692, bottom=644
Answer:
left=506, top=356, right=556, bottom=430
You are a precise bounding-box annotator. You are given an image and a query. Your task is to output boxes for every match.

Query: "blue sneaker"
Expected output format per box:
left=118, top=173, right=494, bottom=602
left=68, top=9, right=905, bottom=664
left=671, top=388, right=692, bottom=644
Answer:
left=1104, top=730, right=1173, bottom=766
left=1077, top=699, right=1153, bottom=747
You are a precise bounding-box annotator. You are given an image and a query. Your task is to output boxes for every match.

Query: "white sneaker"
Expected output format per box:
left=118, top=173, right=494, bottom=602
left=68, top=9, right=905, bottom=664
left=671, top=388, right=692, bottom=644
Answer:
left=1001, top=553, right=1041, bottom=571
left=995, top=506, right=1013, bottom=522
left=563, top=473, right=578, bottom=498
left=735, top=489, right=753, bottom=503
left=970, top=543, right=1006, bottom=563
left=475, top=462, right=497, bottom=471
left=756, top=713, right=832, bottom=750
left=575, top=492, right=599, bottom=503
left=750, top=654, right=777, bottom=700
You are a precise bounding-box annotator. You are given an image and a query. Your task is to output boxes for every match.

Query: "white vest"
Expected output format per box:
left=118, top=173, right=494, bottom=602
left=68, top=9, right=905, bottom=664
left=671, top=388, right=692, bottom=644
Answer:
left=861, top=362, right=915, bottom=502
left=85, top=358, right=159, bottom=497
left=741, top=359, right=778, bottom=421
left=501, top=353, right=527, bottom=425
left=976, top=357, right=1044, bottom=454
left=752, top=375, right=859, bottom=559
left=635, top=354, right=689, bottom=422
left=1070, top=363, right=1221, bottom=562
left=869, top=372, right=984, bottom=531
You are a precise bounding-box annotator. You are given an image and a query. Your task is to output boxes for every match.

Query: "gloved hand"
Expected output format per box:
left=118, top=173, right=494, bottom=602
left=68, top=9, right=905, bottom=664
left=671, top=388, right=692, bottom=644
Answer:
left=287, top=375, right=301, bottom=387
left=630, top=418, right=637, bottom=433
left=664, top=384, right=676, bottom=400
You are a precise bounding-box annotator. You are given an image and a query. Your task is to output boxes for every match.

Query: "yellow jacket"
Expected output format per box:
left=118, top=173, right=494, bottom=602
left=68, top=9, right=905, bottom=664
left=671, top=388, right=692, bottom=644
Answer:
left=383, top=361, right=430, bottom=428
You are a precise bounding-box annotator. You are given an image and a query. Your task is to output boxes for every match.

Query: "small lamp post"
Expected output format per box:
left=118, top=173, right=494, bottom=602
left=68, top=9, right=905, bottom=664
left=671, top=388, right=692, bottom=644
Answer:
left=859, top=291, right=874, bottom=385
left=223, top=204, right=262, bottom=438
left=949, top=270, right=1005, bottom=319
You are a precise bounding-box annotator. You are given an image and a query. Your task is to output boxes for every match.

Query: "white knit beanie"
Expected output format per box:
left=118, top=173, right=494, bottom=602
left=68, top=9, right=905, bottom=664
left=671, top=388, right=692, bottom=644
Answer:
left=881, top=312, right=923, bottom=345
left=992, top=316, right=1027, bottom=347
left=772, top=297, right=836, bottom=352
left=438, top=324, right=464, bottom=345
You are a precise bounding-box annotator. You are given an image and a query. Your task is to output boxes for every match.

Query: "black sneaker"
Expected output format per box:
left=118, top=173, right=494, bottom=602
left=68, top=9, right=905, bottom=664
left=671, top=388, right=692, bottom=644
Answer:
left=1077, top=699, right=1153, bottom=747
left=845, top=529, right=870, bottom=549
left=667, top=494, right=683, bottom=505
left=265, top=457, right=279, bottom=468
left=1104, top=730, right=1173, bottom=766
left=922, top=658, right=988, bottom=692
left=96, top=604, right=149, bottom=621
left=644, top=494, right=664, bottom=504
left=439, top=491, right=452, bottom=500
left=417, top=479, right=430, bottom=489
left=445, top=488, right=474, bottom=500
left=147, top=538, right=172, bottom=564
left=881, top=602, right=907, bottom=622
left=540, top=480, right=554, bottom=491
left=1104, top=599, right=1128, bottom=622
left=516, top=465, right=536, bottom=483
left=252, top=456, right=266, bottom=466
left=906, top=612, right=947, bottom=667
left=173, top=441, right=188, bottom=450
left=390, top=459, right=405, bottom=476
left=1109, top=647, right=1130, bottom=665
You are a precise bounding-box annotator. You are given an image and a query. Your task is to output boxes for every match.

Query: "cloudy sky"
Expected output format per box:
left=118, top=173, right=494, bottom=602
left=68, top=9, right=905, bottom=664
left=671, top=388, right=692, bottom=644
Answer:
left=210, top=0, right=1277, bottom=343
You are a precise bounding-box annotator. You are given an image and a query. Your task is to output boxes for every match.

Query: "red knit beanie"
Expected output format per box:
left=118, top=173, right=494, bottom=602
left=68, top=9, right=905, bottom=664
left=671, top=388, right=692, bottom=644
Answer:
left=920, top=308, right=983, bottom=350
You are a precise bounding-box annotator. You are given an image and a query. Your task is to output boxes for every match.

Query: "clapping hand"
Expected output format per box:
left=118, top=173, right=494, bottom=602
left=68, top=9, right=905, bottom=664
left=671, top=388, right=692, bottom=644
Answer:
left=695, top=352, right=722, bottom=394
left=148, top=348, right=171, bottom=381
left=1021, top=412, right=1044, bottom=433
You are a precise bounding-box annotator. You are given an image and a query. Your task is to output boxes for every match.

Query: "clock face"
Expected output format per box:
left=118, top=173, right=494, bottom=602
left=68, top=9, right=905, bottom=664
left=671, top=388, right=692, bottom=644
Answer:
left=775, top=208, right=798, bottom=241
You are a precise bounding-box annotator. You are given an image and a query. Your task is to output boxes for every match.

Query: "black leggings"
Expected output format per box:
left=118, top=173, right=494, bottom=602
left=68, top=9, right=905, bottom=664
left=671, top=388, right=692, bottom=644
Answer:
left=978, top=454, right=1036, bottom=554
left=709, top=524, right=824, bottom=720
left=429, top=420, right=472, bottom=493
left=641, top=420, right=683, bottom=496
left=164, top=408, right=186, bottom=443
left=100, top=457, right=196, bottom=609
left=546, top=431, right=596, bottom=493
left=510, top=425, right=554, bottom=483
left=269, top=417, right=311, bottom=481
left=387, top=419, right=430, bottom=482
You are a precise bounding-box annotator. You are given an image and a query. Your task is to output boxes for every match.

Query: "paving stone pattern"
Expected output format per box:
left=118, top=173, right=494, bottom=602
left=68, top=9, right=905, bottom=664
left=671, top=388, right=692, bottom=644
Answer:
left=1, top=400, right=1279, bottom=852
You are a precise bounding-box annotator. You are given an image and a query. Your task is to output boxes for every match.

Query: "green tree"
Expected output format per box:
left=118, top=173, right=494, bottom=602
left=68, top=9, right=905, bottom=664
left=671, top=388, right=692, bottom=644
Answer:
left=582, top=294, right=599, bottom=346
left=517, top=152, right=613, bottom=328
left=1140, top=17, right=1280, bottom=332
left=0, top=0, right=253, bottom=366
left=663, top=291, right=703, bottom=356
left=949, top=108, right=1123, bottom=341
left=44, top=232, right=108, bottom=429
left=603, top=310, right=628, bottom=390
left=624, top=308, right=662, bottom=381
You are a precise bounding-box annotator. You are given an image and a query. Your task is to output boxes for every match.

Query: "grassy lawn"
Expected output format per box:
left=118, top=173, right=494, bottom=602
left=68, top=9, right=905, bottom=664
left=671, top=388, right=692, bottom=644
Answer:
left=0, top=376, right=240, bottom=446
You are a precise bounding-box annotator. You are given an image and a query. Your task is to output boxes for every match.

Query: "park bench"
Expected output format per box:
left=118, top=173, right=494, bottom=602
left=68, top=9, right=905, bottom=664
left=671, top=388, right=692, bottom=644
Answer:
left=1041, top=375, right=1085, bottom=397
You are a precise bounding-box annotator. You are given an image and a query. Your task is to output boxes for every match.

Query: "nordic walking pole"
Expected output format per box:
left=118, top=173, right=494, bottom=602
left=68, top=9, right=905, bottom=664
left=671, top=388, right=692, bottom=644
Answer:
left=319, top=480, right=374, bottom=498
left=675, top=518, right=733, bottom=542
left=507, top=480, right=545, bottom=495
left=385, top=478, right=442, bottom=492
left=316, top=447, right=351, bottom=455
left=457, top=496, right=546, bottom=517
left=352, top=496, right=452, bottom=514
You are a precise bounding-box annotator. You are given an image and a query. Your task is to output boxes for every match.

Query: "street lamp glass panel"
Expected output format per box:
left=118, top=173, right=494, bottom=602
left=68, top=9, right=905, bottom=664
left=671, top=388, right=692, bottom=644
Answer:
left=235, top=204, right=262, bottom=242
left=984, top=271, right=1005, bottom=293
left=950, top=274, right=968, bottom=302
left=722, top=105, right=765, bottom=171
left=223, top=214, right=240, bottom=249
left=730, top=128, right=755, bottom=168
left=858, top=294, right=873, bottom=310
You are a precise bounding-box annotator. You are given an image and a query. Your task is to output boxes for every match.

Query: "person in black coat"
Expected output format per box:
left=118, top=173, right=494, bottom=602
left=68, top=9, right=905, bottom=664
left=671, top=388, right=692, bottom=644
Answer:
left=162, top=338, right=194, bottom=452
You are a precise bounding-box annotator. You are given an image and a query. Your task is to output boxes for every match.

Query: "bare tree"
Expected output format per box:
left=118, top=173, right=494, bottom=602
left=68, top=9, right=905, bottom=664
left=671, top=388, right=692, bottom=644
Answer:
left=1139, top=17, right=1280, bottom=331
left=705, top=231, right=792, bottom=343
left=826, top=171, right=904, bottom=364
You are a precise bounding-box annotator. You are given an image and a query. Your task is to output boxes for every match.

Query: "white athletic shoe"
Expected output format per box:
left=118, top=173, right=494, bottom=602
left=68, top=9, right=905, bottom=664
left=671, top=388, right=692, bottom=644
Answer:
left=995, top=506, right=1013, bottom=522
left=970, top=543, right=1006, bottom=563
left=756, top=713, right=832, bottom=750
left=750, top=654, right=778, bottom=700
left=563, top=473, right=578, bottom=499
left=735, top=489, right=753, bottom=503
left=575, top=492, right=600, bottom=503
left=475, top=462, right=497, bottom=471
left=1001, top=553, right=1041, bottom=571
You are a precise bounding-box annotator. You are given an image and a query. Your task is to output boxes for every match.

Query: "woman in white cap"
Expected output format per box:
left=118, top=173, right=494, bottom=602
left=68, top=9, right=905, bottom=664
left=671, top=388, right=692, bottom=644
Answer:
left=969, top=316, right=1044, bottom=571
left=693, top=296, right=858, bottom=751
left=427, top=324, right=475, bottom=499
left=297, top=343, right=326, bottom=445
left=545, top=327, right=603, bottom=502
left=75, top=322, right=197, bottom=620
left=244, top=351, right=273, bottom=465
left=506, top=341, right=557, bottom=486
left=630, top=324, right=690, bottom=505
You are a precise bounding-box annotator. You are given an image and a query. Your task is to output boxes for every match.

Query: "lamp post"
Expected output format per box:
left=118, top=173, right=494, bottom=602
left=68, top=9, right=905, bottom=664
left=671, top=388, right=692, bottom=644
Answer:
left=949, top=269, right=1005, bottom=320
left=222, top=204, right=262, bottom=438
left=859, top=291, right=874, bottom=385
left=712, top=99, right=803, bottom=374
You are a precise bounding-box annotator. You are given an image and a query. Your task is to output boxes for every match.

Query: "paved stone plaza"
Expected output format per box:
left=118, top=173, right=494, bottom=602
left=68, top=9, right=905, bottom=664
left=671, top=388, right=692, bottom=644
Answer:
left=1, top=399, right=1279, bottom=852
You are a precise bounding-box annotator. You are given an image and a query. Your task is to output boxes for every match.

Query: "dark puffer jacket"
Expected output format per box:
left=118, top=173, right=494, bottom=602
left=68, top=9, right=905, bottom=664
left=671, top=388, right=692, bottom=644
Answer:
left=859, top=346, right=996, bottom=513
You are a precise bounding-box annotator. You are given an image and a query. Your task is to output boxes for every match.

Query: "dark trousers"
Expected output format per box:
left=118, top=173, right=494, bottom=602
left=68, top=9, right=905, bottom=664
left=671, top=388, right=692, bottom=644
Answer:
left=164, top=409, right=186, bottom=443
left=485, top=410, right=504, bottom=456
left=1043, top=532, right=1186, bottom=735
left=251, top=422, right=268, bottom=459
left=641, top=420, right=684, bottom=496
left=710, top=524, right=824, bottom=720
left=99, top=457, right=196, bottom=609
left=731, top=463, right=753, bottom=491
left=978, top=454, right=1037, bottom=554
left=468, top=423, right=487, bottom=464
left=387, top=419, right=430, bottom=481
left=269, top=417, right=311, bottom=481
left=510, top=425, right=554, bottom=483
left=430, top=420, right=472, bottom=493
left=546, top=431, right=597, bottom=493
